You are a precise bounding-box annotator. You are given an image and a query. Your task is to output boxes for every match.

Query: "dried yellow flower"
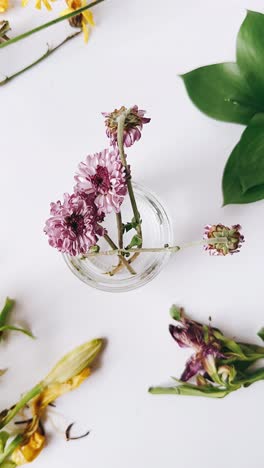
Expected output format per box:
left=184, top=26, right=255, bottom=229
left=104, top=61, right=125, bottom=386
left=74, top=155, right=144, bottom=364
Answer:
left=0, top=0, right=8, bottom=13
left=61, top=0, right=95, bottom=43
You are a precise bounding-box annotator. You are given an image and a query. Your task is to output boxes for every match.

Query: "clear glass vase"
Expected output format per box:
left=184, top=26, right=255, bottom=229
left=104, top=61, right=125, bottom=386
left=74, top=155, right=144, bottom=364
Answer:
left=63, top=183, right=173, bottom=292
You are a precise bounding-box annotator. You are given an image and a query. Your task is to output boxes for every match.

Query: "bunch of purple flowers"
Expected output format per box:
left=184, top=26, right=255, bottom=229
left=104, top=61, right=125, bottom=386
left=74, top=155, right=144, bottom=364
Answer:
left=44, top=106, right=150, bottom=259
left=44, top=105, right=244, bottom=276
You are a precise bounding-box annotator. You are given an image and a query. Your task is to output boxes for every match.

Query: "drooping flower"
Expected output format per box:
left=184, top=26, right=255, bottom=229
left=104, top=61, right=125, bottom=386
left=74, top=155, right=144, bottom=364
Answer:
left=22, top=0, right=55, bottom=11
left=5, top=339, right=103, bottom=465
left=44, top=192, right=104, bottom=256
left=102, top=105, right=151, bottom=147
left=61, top=0, right=95, bottom=43
left=169, top=306, right=224, bottom=382
left=203, top=223, right=244, bottom=256
left=75, top=148, right=127, bottom=215
left=149, top=307, right=264, bottom=399
left=0, top=20, right=10, bottom=43
left=0, top=0, right=8, bottom=12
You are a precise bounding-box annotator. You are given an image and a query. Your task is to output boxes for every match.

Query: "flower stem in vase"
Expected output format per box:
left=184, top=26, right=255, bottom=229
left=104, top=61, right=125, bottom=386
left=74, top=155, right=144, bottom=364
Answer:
left=114, top=110, right=143, bottom=274
left=103, top=233, right=136, bottom=276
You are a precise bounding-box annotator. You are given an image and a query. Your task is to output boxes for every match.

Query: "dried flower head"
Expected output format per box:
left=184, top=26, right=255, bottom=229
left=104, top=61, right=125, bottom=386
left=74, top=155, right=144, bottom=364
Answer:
left=102, top=105, right=151, bottom=147
left=61, top=0, right=95, bottom=42
left=0, top=20, right=10, bottom=42
left=169, top=306, right=223, bottom=381
left=149, top=307, right=264, bottom=399
left=44, top=192, right=104, bottom=256
left=203, top=223, right=244, bottom=256
left=75, top=148, right=127, bottom=215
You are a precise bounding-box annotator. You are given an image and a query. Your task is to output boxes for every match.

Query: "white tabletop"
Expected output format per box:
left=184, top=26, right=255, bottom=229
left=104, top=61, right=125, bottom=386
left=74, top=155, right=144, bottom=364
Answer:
left=1, top=0, right=264, bottom=466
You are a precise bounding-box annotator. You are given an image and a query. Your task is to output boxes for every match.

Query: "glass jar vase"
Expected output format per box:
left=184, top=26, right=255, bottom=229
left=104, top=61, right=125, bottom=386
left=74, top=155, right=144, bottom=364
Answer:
left=63, top=183, right=173, bottom=292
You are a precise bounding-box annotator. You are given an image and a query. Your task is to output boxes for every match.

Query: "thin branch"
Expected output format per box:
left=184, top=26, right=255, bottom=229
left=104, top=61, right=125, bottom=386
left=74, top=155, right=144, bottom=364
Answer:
left=0, top=31, right=81, bottom=86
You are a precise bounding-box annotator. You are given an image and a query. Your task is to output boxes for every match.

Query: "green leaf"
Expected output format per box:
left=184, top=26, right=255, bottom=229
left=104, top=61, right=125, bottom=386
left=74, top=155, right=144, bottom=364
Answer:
left=126, top=234, right=142, bottom=249
left=213, top=330, right=246, bottom=357
left=181, top=62, right=258, bottom=124
left=237, top=11, right=264, bottom=106
left=0, top=463, right=16, bottom=468
left=222, top=113, right=264, bottom=205
left=0, top=299, right=15, bottom=328
left=257, top=327, right=264, bottom=342
left=0, top=325, right=34, bottom=339
left=169, top=305, right=182, bottom=321
left=0, top=433, right=9, bottom=453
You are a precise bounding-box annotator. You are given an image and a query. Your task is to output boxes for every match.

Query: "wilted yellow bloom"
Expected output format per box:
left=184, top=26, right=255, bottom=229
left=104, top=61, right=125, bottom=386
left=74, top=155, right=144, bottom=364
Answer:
left=22, top=0, right=55, bottom=11
left=61, top=0, right=95, bottom=43
left=11, top=368, right=92, bottom=465
left=33, top=368, right=91, bottom=414
left=2, top=339, right=103, bottom=466
left=12, top=431, right=45, bottom=466
left=0, top=0, right=8, bottom=13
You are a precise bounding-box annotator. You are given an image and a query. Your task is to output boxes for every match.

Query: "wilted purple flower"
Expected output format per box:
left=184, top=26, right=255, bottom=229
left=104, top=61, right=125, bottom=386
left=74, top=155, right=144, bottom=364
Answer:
left=44, top=192, right=104, bottom=256
left=203, top=224, right=244, bottom=256
left=75, top=148, right=127, bottom=215
left=102, top=105, right=151, bottom=147
left=169, top=308, right=223, bottom=382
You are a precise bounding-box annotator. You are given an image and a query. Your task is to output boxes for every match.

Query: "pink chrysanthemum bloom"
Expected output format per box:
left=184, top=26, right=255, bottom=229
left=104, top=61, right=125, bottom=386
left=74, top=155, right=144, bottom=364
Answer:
left=102, top=105, right=151, bottom=147
left=74, top=148, right=127, bottom=214
left=204, top=224, right=244, bottom=256
left=44, top=192, right=104, bottom=256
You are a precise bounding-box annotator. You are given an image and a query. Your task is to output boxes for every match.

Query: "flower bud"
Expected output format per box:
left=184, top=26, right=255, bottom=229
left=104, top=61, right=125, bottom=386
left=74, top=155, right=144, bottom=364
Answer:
left=43, top=339, right=103, bottom=386
left=204, top=224, right=244, bottom=256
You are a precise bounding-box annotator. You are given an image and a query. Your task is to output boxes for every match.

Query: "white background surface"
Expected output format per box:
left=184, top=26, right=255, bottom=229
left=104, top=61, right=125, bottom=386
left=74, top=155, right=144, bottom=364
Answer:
left=1, top=0, right=264, bottom=466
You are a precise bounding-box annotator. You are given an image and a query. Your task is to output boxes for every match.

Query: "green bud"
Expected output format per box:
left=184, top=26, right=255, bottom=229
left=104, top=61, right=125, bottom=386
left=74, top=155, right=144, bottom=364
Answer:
left=43, top=339, right=103, bottom=386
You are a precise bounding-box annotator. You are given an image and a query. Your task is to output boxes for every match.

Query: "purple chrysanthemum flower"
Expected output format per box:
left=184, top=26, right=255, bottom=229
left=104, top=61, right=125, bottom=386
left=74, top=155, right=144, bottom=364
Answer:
left=102, top=105, right=151, bottom=147
left=203, top=224, right=244, bottom=256
left=44, top=192, right=104, bottom=256
left=169, top=308, right=224, bottom=382
left=75, top=148, right=127, bottom=215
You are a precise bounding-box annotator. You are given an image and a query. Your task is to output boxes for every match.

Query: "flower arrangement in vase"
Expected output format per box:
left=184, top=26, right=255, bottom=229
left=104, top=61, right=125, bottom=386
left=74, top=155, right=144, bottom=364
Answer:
left=44, top=106, right=244, bottom=292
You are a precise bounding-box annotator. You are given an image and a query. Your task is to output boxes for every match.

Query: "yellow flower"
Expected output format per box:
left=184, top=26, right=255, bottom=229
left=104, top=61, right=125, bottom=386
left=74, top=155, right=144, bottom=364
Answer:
left=11, top=368, right=91, bottom=465
left=9, top=340, right=102, bottom=466
left=22, top=0, right=56, bottom=11
left=61, top=0, right=95, bottom=43
left=0, top=0, right=8, bottom=13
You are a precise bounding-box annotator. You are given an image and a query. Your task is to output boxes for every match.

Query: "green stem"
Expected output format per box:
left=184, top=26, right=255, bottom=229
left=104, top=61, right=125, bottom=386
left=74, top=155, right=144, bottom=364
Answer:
left=0, top=434, right=24, bottom=464
left=115, top=212, right=123, bottom=249
left=0, top=0, right=105, bottom=50
left=0, top=32, right=81, bottom=86
left=83, top=237, right=229, bottom=257
left=0, top=384, right=43, bottom=430
left=148, top=385, right=232, bottom=398
left=103, top=233, right=136, bottom=276
left=117, top=110, right=142, bottom=232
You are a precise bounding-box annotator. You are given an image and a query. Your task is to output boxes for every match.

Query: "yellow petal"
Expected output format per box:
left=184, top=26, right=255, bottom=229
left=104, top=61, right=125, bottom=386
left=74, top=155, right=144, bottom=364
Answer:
left=82, top=20, right=89, bottom=43
left=35, top=0, right=42, bottom=9
left=21, top=0, right=29, bottom=6
left=42, top=0, right=52, bottom=10
left=32, top=368, right=91, bottom=416
left=60, top=7, right=73, bottom=16
left=11, top=431, right=45, bottom=466
left=0, top=0, right=8, bottom=11
left=82, top=10, right=95, bottom=26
